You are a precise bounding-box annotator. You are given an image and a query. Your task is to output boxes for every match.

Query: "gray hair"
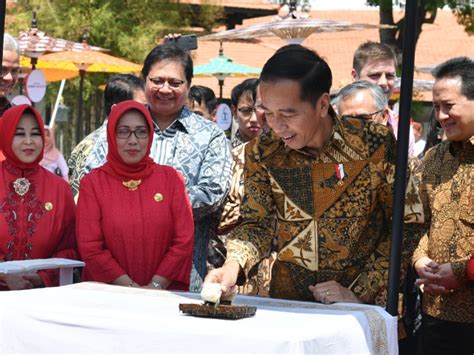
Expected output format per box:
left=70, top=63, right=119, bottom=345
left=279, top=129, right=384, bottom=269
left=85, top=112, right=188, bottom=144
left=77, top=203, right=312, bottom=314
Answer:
left=3, top=33, right=20, bottom=55
left=335, top=80, right=388, bottom=113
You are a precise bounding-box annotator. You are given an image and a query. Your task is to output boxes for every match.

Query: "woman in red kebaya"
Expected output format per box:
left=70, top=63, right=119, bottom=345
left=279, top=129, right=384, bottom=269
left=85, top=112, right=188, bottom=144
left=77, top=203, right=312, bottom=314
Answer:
left=0, top=105, right=78, bottom=290
left=77, top=100, right=194, bottom=290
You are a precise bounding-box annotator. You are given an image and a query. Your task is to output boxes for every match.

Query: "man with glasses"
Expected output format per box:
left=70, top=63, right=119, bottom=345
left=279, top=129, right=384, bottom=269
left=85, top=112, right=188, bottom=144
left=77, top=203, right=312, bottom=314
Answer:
left=351, top=41, right=416, bottom=157
left=142, top=43, right=232, bottom=291
left=230, top=78, right=262, bottom=149
left=0, top=33, right=20, bottom=116
left=0, top=33, right=21, bottom=161
left=334, top=80, right=389, bottom=125
left=336, top=80, right=425, bottom=353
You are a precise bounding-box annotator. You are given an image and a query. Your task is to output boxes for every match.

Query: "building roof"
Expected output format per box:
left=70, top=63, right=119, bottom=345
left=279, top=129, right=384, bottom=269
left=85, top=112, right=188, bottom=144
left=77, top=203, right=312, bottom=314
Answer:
left=178, top=0, right=279, bottom=11
left=192, top=9, right=474, bottom=101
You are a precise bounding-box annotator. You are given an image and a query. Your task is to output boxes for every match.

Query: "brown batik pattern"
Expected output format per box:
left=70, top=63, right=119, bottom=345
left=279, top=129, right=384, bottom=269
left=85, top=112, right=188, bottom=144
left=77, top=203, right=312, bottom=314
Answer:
left=228, top=116, right=424, bottom=305
left=413, top=138, right=474, bottom=323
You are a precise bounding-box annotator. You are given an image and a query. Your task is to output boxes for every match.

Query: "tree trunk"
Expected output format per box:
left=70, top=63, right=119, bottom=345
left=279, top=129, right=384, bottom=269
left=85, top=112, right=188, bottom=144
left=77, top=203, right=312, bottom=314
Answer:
left=379, top=0, right=397, bottom=47
left=378, top=0, right=438, bottom=64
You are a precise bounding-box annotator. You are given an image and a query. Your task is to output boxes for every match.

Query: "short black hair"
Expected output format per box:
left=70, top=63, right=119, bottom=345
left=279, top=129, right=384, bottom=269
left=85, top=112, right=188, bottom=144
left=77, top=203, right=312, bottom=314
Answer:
left=260, top=44, right=332, bottom=105
left=104, top=74, right=144, bottom=116
left=433, top=56, right=474, bottom=100
left=230, top=78, right=259, bottom=107
left=189, top=85, right=217, bottom=113
left=142, top=43, right=193, bottom=84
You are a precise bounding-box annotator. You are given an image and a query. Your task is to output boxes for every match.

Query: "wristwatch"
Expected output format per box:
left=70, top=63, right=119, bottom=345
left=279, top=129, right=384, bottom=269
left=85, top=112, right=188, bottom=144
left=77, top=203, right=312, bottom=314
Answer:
left=151, top=281, right=162, bottom=289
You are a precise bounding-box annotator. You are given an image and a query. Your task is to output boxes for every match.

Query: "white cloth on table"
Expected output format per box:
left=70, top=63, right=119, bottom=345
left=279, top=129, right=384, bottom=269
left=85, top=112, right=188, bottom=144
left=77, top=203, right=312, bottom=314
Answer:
left=0, top=282, right=397, bottom=354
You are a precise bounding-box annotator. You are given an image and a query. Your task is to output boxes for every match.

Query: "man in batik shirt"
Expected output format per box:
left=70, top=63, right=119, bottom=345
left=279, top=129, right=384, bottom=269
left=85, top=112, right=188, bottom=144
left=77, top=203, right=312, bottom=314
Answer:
left=412, top=57, right=474, bottom=354
left=205, top=44, right=423, bottom=305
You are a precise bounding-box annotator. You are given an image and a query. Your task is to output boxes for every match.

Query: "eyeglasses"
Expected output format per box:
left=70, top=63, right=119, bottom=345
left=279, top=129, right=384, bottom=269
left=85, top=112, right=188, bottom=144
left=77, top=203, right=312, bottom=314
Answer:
left=341, top=109, right=384, bottom=121
left=1, top=66, right=20, bottom=78
left=116, top=127, right=149, bottom=139
left=237, top=106, right=257, bottom=117
left=148, top=77, right=185, bottom=90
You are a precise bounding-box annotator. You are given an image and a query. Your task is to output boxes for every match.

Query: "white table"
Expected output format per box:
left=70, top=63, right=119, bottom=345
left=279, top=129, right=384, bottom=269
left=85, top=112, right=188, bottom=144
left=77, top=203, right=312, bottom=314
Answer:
left=0, top=258, right=85, bottom=286
left=0, top=282, right=397, bottom=354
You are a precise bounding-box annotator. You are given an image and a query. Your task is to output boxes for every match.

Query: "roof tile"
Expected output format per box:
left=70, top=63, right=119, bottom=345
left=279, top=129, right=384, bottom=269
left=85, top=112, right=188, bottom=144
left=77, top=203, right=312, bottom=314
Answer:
left=193, top=10, right=474, bottom=100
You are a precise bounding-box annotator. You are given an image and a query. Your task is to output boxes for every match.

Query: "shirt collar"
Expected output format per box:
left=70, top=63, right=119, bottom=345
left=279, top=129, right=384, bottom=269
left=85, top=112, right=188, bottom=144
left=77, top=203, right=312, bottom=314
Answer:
left=147, top=105, right=192, bottom=134
left=295, top=113, right=340, bottom=156
left=449, top=135, right=474, bottom=156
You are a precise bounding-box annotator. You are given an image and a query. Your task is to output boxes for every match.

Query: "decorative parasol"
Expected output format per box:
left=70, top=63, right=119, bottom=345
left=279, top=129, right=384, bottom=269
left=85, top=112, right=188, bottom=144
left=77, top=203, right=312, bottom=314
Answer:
left=200, top=11, right=394, bottom=45
left=40, top=50, right=142, bottom=141
left=19, top=55, right=78, bottom=82
left=194, top=44, right=260, bottom=99
left=17, top=12, right=105, bottom=69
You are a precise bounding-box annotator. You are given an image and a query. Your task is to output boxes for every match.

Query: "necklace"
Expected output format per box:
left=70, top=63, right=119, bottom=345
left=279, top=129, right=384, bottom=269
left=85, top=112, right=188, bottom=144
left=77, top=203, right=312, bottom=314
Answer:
left=13, top=177, right=31, bottom=197
left=122, top=179, right=142, bottom=191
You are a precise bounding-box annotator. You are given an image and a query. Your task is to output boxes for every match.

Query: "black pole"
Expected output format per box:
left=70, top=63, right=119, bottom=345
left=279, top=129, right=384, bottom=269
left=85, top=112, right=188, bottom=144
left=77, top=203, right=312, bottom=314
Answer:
left=76, top=69, right=85, bottom=144
left=386, top=0, right=418, bottom=316
left=0, top=0, right=6, bottom=71
left=218, top=79, right=224, bottom=100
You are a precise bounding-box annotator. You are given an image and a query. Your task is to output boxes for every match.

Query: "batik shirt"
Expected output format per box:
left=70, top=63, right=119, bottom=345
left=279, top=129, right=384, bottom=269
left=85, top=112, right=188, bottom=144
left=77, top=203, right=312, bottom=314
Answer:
left=68, top=123, right=108, bottom=199
left=412, top=137, right=474, bottom=323
left=68, top=107, right=233, bottom=290
left=218, top=142, right=246, bottom=235
left=231, top=130, right=246, bottom=149
left=226, top=115, right=423, bottom=304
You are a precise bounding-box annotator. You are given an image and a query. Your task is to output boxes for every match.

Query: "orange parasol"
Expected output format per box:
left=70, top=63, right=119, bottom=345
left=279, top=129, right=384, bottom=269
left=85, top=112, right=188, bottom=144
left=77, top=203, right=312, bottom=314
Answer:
left=40, top=50, right=142, bottom=141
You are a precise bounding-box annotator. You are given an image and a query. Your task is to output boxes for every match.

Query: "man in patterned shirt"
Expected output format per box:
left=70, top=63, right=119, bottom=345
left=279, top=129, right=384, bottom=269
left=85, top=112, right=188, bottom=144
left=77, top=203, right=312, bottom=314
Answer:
left=71, top=45, right=232, bottom=291
left=412, top=56, right=474, bottom=354
left=205, top=44, right=423, bottom=305
left=140, top=43, right=232, bottom=291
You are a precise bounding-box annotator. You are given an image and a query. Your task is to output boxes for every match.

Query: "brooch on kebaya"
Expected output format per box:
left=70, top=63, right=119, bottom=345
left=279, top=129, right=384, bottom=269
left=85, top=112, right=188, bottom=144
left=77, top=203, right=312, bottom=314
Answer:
left=13, top=177, right=31, bottom=197
left=154, top=193, right=163, bottom=202
left=122, top=179, right=142, bottom=191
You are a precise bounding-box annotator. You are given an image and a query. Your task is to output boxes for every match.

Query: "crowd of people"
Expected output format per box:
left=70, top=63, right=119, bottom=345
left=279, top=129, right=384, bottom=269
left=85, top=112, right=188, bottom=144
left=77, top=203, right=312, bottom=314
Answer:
left=0, top=30, right=473, bottom=354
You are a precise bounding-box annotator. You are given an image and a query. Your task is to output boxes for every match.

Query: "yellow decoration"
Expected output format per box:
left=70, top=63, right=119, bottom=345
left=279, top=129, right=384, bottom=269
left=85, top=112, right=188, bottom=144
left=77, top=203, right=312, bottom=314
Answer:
left=122, top=179, right=142, bottom=191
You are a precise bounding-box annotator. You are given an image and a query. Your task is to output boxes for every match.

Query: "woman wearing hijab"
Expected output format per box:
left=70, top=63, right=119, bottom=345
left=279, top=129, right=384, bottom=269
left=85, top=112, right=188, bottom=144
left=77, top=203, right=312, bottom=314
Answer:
left=0, top=105, right=78, bottom=290
left=76, top=100, right=194, bottom=290
left=40, top=126, right=68, bottom=181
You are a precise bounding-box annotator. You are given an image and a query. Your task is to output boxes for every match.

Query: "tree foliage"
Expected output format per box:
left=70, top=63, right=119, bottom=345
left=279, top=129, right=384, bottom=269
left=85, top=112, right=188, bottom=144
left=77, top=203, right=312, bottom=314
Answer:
left=367, top=0, right=473, bottom=52
left=6, top=1, right=220, bottom=154
left=8, top=0, right=192, bottom=63
left=453, top=5, right=474, bottom=35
